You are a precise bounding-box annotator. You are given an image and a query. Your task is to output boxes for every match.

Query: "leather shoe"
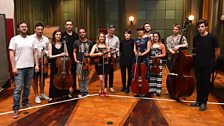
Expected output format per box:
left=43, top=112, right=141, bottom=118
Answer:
left=121, top=87, right=126, bottom=92
left=124, top=89, right=130, bottom=93
left=190, top=101, right=200, bottom=107
left=199, top=103, right=206, bottom=111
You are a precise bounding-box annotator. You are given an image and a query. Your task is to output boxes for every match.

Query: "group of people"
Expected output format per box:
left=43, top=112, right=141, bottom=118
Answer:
left=9, top=19, right=220, bottom=118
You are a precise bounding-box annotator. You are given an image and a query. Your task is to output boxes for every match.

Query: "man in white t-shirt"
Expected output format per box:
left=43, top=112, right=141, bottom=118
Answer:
left=9, top=21, right=39, bottom=118
left=30, top=23, right=50, bottom=104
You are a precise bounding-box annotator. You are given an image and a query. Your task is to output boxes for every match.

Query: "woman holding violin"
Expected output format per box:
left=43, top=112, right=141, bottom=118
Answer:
left=48, top=30, right=70, bottom=101
left=131, top=26, right=151, bottom=96
left=90, top=32, right=110, bottom=96
left=149, top=32, right=166, bottom=96
left=73, top=28, right=93, bottom=98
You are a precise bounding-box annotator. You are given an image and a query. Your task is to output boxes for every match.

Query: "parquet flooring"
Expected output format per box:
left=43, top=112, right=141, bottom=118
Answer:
left=0, top=65, right=224, bottom=126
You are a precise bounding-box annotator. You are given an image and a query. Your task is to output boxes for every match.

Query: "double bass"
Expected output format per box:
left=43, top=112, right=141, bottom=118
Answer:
left=166, top=19, right=195, bottom=100
left=53, top=38, right=73, bottom=90
left=131, top=43, right=149, bottom=95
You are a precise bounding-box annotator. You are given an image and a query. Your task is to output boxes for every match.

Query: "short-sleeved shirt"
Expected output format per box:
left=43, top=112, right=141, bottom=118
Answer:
left=62, top=31, right=79, bottom=58
left=166, top=34, right=188, bottom=53
left=30, top=34, right=49, bottom=58
left=193, top=33, right=219, bottom=67
left=8, top=35, right=37, bottom=69
left=73, top=39, right=93, bottom=62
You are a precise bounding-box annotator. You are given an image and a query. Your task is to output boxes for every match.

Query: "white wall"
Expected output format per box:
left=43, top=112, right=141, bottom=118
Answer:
left=0, top=0, right=14, bottom=18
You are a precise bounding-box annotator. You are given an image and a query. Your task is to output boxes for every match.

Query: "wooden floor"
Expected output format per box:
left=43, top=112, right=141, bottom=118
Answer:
left=0, top=65, right=224, bottom=126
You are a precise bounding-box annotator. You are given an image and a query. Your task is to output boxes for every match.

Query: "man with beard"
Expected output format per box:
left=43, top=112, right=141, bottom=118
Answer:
left=144, top=22, right=153, bottom=39
left=62, top=20, right=79, bottom=96
left=9, top=21, right=39, bottom=118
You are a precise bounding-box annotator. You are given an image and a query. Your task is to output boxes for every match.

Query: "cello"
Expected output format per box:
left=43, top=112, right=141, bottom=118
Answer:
left=53, top=38, right=73, bottom=90
left=166, top=19, right=195, bottom=100
left=131, top=43, right=149, bottom=95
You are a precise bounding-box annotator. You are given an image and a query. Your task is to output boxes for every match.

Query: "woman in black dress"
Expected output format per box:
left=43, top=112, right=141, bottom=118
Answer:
left=48, top=30, right=70, bottom=101
left=90, top=32, right=110, bottom=96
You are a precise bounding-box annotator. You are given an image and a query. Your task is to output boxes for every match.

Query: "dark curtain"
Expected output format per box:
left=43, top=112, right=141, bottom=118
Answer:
left=14, top=0, right=53, bottom=34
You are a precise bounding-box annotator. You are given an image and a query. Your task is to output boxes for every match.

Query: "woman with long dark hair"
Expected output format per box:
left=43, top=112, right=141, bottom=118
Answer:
left=48, top=30, right=70, bottom=101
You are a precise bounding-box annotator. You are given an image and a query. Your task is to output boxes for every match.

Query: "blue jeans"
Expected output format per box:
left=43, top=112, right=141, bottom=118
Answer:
left=13, top=67, right=34, bottom=110
left=77, top=63, right=89, bottom=93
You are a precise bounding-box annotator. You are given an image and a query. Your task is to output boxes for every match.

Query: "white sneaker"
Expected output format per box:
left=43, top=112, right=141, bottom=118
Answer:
left=78, top=94, right=82, bottom=98
left=109, top=88, right=114, bottom=93
left=35, top=96, right=41, bottom=104
left=40, top=94, right=49, bottom=100
left=68, top=94, right=72, bottom=98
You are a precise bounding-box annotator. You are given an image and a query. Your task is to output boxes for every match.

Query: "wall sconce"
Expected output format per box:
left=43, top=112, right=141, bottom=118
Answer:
left=221, top=15, right=224, bottom=24
left=188, top=15, right=194, bottom=22
left=129, top=16, right=134, bottom=25
left=183, top=15, right=194, bottom=30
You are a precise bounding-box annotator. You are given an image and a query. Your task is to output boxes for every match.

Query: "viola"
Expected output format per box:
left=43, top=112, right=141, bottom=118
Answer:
left=80, top=47, right=91, bottom=80
left=131, top=43, right=149, bottom=95
left=53, top=40, right=73, bottom=90
left=39, top=49, right=48, bottom=86
left=166, top=20, right=195, bottom=100
left=150, top=57, right=160, bottom=75
left=82, top=47, right=91, bottom=71
left=39, top=53, right=48, bottom=74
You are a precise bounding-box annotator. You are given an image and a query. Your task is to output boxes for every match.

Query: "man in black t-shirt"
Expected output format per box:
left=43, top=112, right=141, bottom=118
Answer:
left=73, top=28, right=93, bottom=98
left=62, top=20, right=79, bottom=95
left=190, top=19, right=220, bottom=111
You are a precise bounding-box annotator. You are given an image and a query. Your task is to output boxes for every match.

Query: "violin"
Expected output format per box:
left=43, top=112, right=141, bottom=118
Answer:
left=94, top=48, right=116, bottom=63
left=53, top=39, right=73, bottom=90
left=166, top=20, right=195, bottom=100
left=111, top=54, right=118, bottom=70
left=131, top=43, right=149, bottom=95
left=150, top=57, right=160, bottom=75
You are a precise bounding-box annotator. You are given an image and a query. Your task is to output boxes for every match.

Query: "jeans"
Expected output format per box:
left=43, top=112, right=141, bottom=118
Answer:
left=77, top=63, right=89, bottom=93
left=13, top=67, right=34, bottom=110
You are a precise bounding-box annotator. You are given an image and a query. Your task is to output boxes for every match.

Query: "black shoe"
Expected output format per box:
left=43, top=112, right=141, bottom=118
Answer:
left=21, top=103, right=31, bottom=109
left=73, top=89, right=80, bottom=93
left=124, top=89, right=130, bottom=93
left=71, top=89, right=80, bottom=96
left=121, top=87, right=126, bottom=92
left=199, top=103, right=206, bottom=111
left=190, top=101, right=200, bottom=107
left=156, top=93, right=161, bottom=96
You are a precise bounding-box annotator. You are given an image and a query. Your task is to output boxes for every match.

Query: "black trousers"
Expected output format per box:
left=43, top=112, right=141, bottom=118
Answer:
left=120, top=64, right=132, bottom=89
left=195, top=66, right=213, bottom=104
left=71, top=58, right=77, bottom=91
left=105, top=64, right=114, bottom=88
